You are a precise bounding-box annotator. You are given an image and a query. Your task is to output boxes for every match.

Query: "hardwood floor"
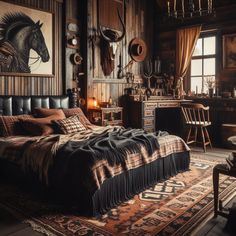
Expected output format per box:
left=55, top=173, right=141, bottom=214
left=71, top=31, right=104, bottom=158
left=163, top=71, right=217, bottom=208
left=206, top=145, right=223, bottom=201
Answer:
left=0, top=147, right=235, bottom=236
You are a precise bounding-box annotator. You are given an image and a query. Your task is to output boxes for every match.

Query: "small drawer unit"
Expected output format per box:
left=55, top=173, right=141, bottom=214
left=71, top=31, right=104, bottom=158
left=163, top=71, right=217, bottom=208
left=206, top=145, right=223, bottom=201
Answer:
left=88, top=107, right=123, bottom=126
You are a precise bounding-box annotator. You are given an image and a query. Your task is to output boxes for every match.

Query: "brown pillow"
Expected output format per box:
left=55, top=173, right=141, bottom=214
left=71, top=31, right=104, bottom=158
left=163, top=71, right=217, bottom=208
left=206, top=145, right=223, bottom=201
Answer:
left=62, top=108, right=91, bottom=127
left=20, top=114, right=62, bottom=136
left=20, top=119, right=54, bottom=136
left=34, top=108, right=66, bottom=119
left=53, top=115, right=86, bottom=134
left=0, top=114, right=33, bottom=136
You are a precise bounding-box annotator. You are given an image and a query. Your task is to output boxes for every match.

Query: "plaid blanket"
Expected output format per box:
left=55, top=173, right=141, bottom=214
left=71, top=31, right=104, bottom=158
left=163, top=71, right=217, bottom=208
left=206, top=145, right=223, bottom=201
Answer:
left=0, top=126, right=190, bottom=195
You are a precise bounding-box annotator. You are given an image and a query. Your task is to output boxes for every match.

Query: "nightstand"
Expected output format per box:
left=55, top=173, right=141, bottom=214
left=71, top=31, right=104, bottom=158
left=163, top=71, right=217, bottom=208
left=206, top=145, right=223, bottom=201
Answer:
left=88, top=107, right=123, bottom=126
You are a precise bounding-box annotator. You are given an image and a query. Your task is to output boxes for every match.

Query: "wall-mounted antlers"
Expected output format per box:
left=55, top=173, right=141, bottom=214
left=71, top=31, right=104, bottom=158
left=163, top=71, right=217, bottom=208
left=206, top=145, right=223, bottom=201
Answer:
left=99, top=9, right=126, bottom=76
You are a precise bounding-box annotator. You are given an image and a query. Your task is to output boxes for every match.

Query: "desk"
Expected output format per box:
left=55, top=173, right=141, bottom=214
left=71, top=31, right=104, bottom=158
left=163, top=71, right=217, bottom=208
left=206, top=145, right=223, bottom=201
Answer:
left=126, top=99, right=190, bottom=134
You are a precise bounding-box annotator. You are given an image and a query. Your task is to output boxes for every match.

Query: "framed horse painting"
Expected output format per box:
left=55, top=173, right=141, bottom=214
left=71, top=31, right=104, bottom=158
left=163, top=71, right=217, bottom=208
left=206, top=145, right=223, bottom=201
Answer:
left=0, top=1, right=54, bottom=76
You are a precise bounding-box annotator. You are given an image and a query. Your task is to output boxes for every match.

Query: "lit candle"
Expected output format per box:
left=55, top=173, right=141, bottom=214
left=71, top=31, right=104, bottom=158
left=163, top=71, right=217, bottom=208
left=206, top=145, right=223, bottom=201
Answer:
left=167, top=1, right=170, bottom=16
left=182, top=0, right=185, bottom=17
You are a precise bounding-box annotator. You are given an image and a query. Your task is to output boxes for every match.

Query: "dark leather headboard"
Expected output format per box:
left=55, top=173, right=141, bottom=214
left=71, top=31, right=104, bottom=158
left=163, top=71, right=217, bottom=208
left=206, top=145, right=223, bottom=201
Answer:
left=0, top=96, right=70, bottom=116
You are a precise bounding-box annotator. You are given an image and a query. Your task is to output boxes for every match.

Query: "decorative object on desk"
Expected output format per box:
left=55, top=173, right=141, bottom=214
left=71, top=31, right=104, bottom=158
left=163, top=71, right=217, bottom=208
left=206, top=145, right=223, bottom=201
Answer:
left=108, top=96, right=113, bottom=107
left=223, top=33, right=236, bottom=69
left=143, top=60, right=153, bottom=98
left=165, top=0, right=214, bottom=20
left=205, top=76, right=215, bottom=97
left=154, top=56, right=161, bottom=75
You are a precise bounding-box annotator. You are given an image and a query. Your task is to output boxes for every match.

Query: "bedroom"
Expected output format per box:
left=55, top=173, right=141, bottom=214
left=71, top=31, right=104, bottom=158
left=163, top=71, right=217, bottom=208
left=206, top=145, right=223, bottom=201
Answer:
left=0, top=0, right=236, bottom=235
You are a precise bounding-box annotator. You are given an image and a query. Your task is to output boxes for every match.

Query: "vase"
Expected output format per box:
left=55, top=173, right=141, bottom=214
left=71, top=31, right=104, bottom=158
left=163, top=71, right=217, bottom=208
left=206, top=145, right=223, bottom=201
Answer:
left=209, top=88, right=214, bottom=98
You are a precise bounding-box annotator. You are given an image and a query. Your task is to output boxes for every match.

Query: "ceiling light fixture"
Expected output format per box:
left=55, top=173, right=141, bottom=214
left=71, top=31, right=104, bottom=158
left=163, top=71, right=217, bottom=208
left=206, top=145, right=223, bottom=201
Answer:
left=166, top=0, right=214, bottom=20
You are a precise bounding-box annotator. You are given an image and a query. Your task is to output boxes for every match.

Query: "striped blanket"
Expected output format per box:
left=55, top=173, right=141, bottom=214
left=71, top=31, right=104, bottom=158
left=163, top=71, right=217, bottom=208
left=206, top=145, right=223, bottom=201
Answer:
left=0, top=126, right=190, bottom=196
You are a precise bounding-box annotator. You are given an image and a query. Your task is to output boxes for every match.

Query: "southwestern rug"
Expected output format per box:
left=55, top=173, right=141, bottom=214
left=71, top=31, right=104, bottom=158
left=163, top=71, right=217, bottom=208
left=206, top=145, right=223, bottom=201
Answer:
left=0, top=153, right=235, bottom=236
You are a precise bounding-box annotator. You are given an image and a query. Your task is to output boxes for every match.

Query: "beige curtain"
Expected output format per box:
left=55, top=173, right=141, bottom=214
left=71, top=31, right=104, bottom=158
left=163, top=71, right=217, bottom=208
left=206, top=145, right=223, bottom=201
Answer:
left=175, top=25, right=202, bottom=92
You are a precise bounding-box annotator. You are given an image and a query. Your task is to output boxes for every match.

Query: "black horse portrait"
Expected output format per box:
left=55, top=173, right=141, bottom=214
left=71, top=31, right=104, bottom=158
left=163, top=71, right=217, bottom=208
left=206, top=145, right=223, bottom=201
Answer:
left=0, top=12, right=50, bottom=73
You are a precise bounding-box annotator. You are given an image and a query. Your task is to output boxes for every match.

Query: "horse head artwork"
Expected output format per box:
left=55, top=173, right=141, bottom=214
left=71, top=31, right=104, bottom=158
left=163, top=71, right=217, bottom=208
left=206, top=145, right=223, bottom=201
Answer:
left=99, top=9, right=125, bottom=76
left=0, top=12, right=50, bottom=73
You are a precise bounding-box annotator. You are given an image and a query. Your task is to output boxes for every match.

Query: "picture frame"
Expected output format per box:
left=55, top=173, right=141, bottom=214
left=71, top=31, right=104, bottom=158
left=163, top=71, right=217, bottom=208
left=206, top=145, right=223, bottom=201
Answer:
left=0, top=0, right=54, bottom=76
left=223, top=33, right=236, bottom=70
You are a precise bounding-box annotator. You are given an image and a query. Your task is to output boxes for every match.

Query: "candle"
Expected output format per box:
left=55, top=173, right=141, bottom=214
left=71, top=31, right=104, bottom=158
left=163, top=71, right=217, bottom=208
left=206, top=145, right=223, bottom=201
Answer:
left=196, top=86, right=198, bottom=95
left=167, top=1, right=170, bottom=16
left=174, top=0, right=176, bottom=12
left=198, top=0, right=201, bottom=11
left=181, top=0, right=185, bottom=17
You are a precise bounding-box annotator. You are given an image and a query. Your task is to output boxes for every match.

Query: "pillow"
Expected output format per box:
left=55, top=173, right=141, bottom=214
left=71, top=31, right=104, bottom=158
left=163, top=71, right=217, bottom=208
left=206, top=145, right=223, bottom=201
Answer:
left=0, top=114, right=33, bottom=136
left=62, top=108, right=91, bottom=127
left=34, top=108, right=66, bottom=119
left=20, top=119, right=54, bottom=136
left=20, top=114, right=63, bottom=136
left=52, top=115, right=86, bottom=134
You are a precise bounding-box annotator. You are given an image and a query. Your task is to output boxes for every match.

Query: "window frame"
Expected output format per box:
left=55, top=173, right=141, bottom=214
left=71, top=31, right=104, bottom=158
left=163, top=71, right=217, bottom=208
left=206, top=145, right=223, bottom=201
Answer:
left=187, top=31, right=219, bottom=94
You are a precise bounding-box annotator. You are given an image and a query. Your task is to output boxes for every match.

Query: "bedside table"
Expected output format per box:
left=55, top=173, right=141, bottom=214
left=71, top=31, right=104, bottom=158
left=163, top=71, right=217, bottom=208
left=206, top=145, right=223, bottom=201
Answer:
left=88, top=107, right=123, bottom=126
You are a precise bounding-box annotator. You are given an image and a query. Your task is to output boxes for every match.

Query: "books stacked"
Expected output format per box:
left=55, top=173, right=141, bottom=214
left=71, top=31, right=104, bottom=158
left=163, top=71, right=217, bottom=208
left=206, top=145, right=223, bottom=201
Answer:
left=226, top=152, right=236, bottom=171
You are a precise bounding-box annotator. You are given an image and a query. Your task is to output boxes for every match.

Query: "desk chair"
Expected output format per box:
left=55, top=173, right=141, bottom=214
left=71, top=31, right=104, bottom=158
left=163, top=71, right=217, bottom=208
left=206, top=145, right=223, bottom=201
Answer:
left=181, top=103, right=212, bottom=152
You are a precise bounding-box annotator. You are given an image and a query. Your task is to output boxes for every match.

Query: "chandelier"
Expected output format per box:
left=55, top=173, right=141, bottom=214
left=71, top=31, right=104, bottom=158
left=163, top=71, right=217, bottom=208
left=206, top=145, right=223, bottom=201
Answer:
left=166, top=0, right=214, bottom=20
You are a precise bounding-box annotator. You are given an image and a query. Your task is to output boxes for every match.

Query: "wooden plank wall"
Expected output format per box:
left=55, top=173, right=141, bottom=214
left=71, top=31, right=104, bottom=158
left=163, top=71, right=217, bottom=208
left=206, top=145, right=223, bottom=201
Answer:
left=86, top=0, right=154, bottom=105
left=0, top=0, right=63, bottom=96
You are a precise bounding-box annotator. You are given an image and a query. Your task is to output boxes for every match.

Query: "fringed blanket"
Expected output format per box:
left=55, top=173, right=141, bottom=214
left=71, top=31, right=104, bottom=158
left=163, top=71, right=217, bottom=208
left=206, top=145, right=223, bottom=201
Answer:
left=0, top=126, right=189, bottom=200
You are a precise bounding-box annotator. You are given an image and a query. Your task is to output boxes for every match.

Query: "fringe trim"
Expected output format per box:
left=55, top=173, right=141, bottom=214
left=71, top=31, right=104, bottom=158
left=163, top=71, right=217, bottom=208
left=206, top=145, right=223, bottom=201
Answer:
left=23, top=220, right=58, bottom=236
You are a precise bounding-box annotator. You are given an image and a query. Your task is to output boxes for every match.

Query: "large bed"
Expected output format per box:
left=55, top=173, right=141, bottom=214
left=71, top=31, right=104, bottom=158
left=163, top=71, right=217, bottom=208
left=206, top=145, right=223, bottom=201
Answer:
left=0, top=95, right=190, bottom=216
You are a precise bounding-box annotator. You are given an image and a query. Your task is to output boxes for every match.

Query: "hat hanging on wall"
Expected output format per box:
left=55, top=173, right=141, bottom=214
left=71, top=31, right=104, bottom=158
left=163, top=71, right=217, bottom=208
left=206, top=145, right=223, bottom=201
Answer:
left=70, top=53, right=83, bottom=65
left=128, top=38, right=147, bottom=62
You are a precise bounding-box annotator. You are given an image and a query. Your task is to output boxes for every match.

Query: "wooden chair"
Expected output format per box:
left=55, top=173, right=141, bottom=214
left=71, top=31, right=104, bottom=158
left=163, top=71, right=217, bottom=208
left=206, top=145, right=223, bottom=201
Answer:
left=181, top=103, right=212, bottom=152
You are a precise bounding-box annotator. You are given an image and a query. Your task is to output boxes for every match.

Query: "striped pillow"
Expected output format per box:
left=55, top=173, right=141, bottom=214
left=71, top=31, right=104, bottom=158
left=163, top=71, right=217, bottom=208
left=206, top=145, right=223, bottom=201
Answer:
left=53, top=115, right=86, bottom=134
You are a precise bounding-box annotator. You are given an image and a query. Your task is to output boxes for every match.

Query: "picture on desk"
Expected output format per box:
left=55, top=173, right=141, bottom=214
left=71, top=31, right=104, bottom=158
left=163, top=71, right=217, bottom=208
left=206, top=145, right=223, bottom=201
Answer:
left=223, top=33, right=236, bottom=69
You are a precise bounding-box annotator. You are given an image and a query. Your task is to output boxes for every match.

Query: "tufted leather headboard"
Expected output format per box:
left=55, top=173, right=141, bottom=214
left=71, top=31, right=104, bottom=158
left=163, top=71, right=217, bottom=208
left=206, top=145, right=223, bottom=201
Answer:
left=0, top=96, right=70, bottom=116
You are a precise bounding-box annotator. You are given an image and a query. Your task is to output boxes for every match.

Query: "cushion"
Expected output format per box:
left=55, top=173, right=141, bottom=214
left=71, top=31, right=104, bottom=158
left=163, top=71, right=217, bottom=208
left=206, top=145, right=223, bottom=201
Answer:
left=34, top=108, right=66, bottom=119
left=20, top=114, right=63, bottom=136
left=53, top=115, right=86, bottom=134
left=62, top=108, right=91, bottom=127
left=0, top=115, right=33, bottom=136
left=20, top=119, right=54, bottom=136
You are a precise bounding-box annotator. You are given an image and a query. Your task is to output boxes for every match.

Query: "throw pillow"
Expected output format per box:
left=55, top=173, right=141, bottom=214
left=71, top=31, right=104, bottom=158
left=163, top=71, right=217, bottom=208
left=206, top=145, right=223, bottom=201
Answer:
left=0, top=114, right=33, bottom=136
left=53, top=115, right=86, bottom=134
left=62, top=108, right=91, bottom=127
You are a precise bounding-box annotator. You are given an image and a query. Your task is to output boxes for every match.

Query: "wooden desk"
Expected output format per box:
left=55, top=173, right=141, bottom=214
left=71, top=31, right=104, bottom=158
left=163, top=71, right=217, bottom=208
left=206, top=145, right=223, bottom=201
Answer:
left=126, top=99, right=190, bottom=135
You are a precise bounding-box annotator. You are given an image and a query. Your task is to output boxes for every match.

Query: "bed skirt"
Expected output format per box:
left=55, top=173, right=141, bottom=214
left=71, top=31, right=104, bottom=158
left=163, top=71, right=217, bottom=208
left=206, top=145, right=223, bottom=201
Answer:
left=0, top=151, right=190, bottom=216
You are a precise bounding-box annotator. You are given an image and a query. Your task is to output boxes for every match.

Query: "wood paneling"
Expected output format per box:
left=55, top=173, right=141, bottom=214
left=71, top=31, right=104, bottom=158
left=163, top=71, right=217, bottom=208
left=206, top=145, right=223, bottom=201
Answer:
left=0, top=0, right=64, bottom=96
left=86, top=0, right=155, bottom=105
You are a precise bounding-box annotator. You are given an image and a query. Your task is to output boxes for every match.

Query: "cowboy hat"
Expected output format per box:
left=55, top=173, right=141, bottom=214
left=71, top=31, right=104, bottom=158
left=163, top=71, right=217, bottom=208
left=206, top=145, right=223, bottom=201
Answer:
left=128, top=38, right=147, bottom=62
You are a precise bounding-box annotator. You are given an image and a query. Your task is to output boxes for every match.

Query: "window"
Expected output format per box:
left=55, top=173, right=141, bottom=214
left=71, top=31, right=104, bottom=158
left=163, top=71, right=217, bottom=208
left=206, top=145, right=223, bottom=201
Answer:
left=190, top=35, right=216, bottom=94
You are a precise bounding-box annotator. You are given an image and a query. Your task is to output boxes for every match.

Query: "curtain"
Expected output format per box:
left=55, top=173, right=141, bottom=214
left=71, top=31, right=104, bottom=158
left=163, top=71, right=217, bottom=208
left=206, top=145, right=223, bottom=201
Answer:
left=175, top=25, right=202, bottom=95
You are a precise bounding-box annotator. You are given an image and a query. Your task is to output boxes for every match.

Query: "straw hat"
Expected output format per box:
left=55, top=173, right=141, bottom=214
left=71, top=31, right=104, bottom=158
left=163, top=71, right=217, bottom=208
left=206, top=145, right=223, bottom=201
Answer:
left=128, top=38, right=147, bottom=62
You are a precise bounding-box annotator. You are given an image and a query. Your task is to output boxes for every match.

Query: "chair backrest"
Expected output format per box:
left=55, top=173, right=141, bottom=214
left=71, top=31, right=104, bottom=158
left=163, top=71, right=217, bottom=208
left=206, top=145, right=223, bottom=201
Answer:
left=181, top=103, right=210, bottom=125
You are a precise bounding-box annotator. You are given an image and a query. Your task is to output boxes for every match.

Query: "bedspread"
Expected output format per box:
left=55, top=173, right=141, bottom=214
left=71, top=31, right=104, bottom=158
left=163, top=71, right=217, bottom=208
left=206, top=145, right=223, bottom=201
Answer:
left=0, top=126, right=190, bottom=198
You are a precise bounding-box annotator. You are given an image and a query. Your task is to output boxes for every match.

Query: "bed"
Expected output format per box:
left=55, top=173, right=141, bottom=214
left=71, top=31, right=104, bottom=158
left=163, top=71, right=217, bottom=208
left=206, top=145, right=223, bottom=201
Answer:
left=0, top=95, right=190, bottom=216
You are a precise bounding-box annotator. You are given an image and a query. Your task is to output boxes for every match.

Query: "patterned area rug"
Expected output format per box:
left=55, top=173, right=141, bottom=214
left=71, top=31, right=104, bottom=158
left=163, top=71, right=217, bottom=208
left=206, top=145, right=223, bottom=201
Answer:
left=0, top=153, right=236, bottom=236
